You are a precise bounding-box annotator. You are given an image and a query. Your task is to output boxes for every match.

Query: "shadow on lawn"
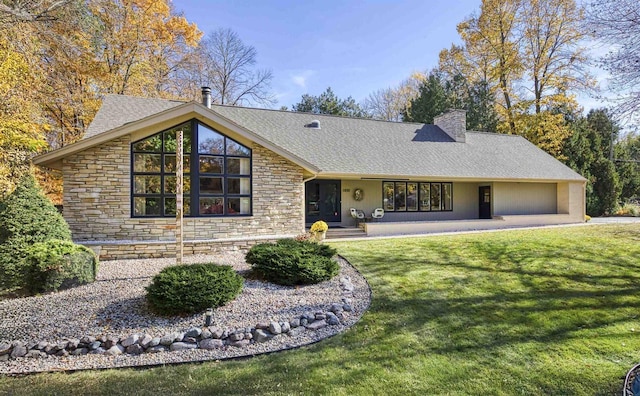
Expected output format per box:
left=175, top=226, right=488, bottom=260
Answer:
left=340, top=229, right=640, bottom=353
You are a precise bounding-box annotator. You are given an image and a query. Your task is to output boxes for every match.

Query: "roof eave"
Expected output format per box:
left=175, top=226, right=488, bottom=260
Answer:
left=315, top=172, right=586, bottom=183
left=33, top=102, right=321, bottom=174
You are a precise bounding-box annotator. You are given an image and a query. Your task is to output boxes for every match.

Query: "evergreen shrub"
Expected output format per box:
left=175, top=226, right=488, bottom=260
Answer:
left=146, top=263, right=243, bottom=316
left=0, top=175, right=72, bottom=293
left=24, top=240, right=98, bottom=293
left=245, top=239, right=339, bottom=286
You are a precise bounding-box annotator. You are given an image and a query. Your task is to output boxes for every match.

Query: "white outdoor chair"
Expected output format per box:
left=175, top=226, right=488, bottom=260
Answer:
left=350, top=207, right=365, bottom=227
left=371, top=208, right=384, bottom=221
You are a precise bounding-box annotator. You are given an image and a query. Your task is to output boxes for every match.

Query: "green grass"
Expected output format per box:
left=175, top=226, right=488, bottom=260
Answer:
left=2, top=224, right=640, bottom=395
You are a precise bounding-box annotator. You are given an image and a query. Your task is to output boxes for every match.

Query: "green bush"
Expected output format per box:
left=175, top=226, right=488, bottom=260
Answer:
left=146, top=263, right=243, bottom=316
left=0, top=175, right=72, bottom=293
left=24, top=240, right=98, bottom=293
left=245, top=239, right=339, bottom=286
left=0, top=175, right=71, bottom=245
left=274, top=238, right=337, bottom=258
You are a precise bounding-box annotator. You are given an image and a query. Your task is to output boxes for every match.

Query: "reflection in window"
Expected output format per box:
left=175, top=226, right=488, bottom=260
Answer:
left=132, top=122, right=191, bottom=216
left=199, top=197, right=224, bottom=215
left=430, top=184, right=441, bottom=211
left=227, top=158, right=250, bottom=175
left=419, top=183, right=430, bottom=211
left=383, top=182, right=395, bottom=211
left=199, top=156, right=223, bottom=173
left=395, top=182, right=406, bottom=211
left=132, top=120, right=252, bottom=217
left=383, top=181, right=452, bottom=212
left=200, top=177, right=223, bottom=194
left=407, top=182, right=418, bottom=211
left=198, top=124, right=224, bottom=154
left=443, top=184, right=452, bottom=211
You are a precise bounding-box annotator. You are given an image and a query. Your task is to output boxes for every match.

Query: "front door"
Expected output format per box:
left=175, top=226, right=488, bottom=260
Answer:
left=479, top=186, right=491, bottom=219
left=305, top=180, right=341, bottom=224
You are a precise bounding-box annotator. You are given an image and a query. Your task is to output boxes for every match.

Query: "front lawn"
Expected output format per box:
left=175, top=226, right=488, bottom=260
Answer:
left=2, top=224, right=639, bottom=395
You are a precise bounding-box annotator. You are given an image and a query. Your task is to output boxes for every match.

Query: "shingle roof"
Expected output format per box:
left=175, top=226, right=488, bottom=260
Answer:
left=83, top=95, right=585, bottom=182
left=85, top=95, right=185, bottom=139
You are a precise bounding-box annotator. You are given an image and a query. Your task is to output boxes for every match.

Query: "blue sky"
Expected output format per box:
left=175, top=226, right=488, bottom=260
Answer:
left=175, top=0, right=481, bottom=108
left=174, top=0, right=603, bottom=112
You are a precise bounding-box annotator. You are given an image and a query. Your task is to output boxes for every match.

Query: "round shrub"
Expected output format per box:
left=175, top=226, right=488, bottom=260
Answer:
left=24, top=240, right=99, bottom=294
left=0, top=175, right=72, bottom=293
left=0, top=175, right=71, bottom=245
left=146, top=263, right=243, bottom=316
left=274, top=238, right=337, bottom=258
left=245, top=239, right=339, bottom=286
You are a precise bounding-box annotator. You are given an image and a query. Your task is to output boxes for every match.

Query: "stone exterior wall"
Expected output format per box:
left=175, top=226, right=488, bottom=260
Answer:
left=434, top=109, right=466, bottom=143
left=62, top=135, right=305, bottom=246
left=84, top=237, right=282, bottom=261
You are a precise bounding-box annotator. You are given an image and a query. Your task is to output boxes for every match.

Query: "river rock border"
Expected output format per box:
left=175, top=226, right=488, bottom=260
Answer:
left=0, top=257, right=370, bottom=375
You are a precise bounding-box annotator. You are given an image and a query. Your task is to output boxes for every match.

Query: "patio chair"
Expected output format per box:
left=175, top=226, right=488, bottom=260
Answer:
left=350, top=207, right=365, bottom=227
left=371, top=208, right=384, bottom=221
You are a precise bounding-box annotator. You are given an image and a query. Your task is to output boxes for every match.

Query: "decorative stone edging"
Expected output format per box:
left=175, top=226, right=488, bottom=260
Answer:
left=0, top=276, right=357, bottom=363
left=623, top=362, right=640, bottom=396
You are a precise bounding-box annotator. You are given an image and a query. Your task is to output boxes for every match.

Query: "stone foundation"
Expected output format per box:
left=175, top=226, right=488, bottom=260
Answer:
left=82, top=236, right=295, bottom=261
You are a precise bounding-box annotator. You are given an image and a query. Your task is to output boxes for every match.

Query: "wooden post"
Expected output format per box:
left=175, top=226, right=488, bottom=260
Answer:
left=176, top=129, right=184, bottom=265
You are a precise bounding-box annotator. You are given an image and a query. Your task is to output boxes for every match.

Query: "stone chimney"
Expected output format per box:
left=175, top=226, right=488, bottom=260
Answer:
left=434, top=109, right=466, bottom=143
left=201, top=86, right=212, bottom=108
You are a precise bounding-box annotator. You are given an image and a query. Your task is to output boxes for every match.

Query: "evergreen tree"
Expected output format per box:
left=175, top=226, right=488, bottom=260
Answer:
left=405, top=71, right=499, bottom=132
left=292, top=87, right=369, bottom=118
left=404, top=72, right=448, bottom=124
left=0, top=174, right=72, bottom=292
left=562, top=109, right=621, bottom=215
left=614, top=134, right=640, bottom=201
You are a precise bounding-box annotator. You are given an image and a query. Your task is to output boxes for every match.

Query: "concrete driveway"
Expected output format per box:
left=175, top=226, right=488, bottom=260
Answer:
left=589, top=217, right=640, bottom=224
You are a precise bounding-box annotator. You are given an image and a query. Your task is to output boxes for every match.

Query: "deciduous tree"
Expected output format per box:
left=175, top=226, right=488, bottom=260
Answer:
left=442, top=0, right=591, bottom=158
left=364, top=72, right=425, bottom=122
left=587, top=0, right=640, bottom=123
left=189, top=28, right=274, bottom=106
left=0, top=34, right=46, bottom=198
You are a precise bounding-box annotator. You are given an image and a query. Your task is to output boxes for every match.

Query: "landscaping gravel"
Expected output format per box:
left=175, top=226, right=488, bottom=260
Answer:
left=0, top=253, right=370, bottom=375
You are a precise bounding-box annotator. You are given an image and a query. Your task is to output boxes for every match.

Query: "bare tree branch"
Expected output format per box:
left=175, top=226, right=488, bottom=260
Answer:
left=0, top=0, right=71, bottom=23
left=193, top=28, right=275, bottom=107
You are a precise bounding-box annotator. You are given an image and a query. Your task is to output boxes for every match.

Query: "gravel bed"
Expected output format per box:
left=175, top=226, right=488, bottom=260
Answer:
left=0, top=253, right=370, bottom=375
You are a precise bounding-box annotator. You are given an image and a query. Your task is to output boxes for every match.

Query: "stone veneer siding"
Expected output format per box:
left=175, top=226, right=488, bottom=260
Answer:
left=62, top=135, right=305, bottom=256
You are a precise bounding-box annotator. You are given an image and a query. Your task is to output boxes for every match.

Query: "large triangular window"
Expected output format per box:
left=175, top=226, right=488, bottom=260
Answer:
left=131, top=120, right=251, bottom=217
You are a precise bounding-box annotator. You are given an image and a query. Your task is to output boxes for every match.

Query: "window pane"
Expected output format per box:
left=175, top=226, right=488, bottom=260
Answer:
left=133, top=153, right=161, bottom=172
left=431, top=183, right=442, bottom=211
left=200, top=177, right=223, bottom=194
left=395, top=182, right=406, bottom=211
left=164, top=155, right=190, bottom=173
left=228, top=197, right=250, bottom=215
left=134, top=175, right=161, bottom=194
left=383, top=182, right=394, bottom=211
left=226, top=139, right=250, bottom=156
left=227, top=177, right=250, bottom=194
left=134, top=197, right=161, bottom=216
left=164, top=197, right=191, bottom=216
left=407, top=182, right=418, bottom=211
left=199, top=156, right=223, bottom=173
left=199, top=197, right=224, bottom=215
left=443, top=183, right=452, bottom=211
left=164, top=123, right=192, bottom=153
left=164, top=176, right=191, bottom=194
left=198, top=124, right=224, bottom=154
left=419, top=183, right=430, bottom=211
left=227, top=158, right=250, bottom=175
left=133, top=135, right=162, bottom=152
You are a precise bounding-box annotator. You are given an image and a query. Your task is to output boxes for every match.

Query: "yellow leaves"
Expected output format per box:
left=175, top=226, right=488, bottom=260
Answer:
left=0, top=38, right=46, bottom=153
left=513, top=111, right=572, bottom=159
